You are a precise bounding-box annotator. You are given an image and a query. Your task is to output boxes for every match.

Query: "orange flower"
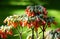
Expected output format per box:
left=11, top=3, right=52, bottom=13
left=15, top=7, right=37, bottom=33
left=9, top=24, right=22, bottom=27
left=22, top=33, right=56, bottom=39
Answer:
left=30, top=21, right=39, bottom=30
left=27, top=13, right=32, bottom=17
left=47, top=22, right=51, bottom=27
left=43, top=8, right=47, bottom=15
left=19, top=21, right=22, bottom=26
left=1, top=33, right=7, bottom=39
left=31, top=12, right=35, bottom=16
left=25, top=9, right=30, bottom=15
left=12, top=22, right=18, bottom=28
left=27, top=23, right=31, bottom=28
left=25, top=9, right=35, bottom=17
left=22, top=21, right=27, bottom=26
left=7, top=20, right=11, bottom=26
left=56, top=28, right=60, bottom=32
left=35, top=22, right=39, bottom=30
left=53, top=21, right=57, bottom=25
left=25, top=9, right=28, bottom=14
left=0, top=26, right=13, bottom=39
left=36, top=18, right=40, bottom=22
left=41, top=20, right=46, bottom=26
left=0, top=30, right=4, bottom=34
left=6, top=30, right=13, bottom=35
left=43, top=15, right=47, bottom=18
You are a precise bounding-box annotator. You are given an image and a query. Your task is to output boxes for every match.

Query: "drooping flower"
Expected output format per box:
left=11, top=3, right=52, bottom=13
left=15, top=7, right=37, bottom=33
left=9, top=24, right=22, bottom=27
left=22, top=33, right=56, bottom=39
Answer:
left=0, top=25, right=13, bottom=39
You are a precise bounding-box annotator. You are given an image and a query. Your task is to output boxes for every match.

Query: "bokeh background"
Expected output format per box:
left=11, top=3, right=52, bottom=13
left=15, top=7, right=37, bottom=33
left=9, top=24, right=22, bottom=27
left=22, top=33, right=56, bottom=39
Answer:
left=0, top=0, right=60, bottom=39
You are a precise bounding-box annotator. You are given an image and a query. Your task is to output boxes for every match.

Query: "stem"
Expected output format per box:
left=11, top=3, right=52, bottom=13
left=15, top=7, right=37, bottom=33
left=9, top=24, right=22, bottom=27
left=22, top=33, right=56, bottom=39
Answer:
left=35, top=30, right=38, bottom=39
left=20, top=32, right=22, bottom=39
left=43, top=26, right=45, bottom=39
left=32, top=27, right=34, bottom=39
left=19, top=27, right=23, bottom=39
left=40, top=26, right=43, bottom=31
left=17, top=26, right=22, bottom=39
left=45, top=24, right=47, bottom=30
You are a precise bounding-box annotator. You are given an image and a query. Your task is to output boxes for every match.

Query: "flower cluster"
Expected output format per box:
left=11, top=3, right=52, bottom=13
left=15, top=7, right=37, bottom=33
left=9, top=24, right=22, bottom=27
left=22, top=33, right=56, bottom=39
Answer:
left=45, top=28, right=60, bottom=39
left=0, top=25, right=13, bottom=39
left=25, top=5, right=47, bottom=17
left=4, top=15, right=21, bottom=28
left=3, top=5, right=56, bottom=30
left=25, top=5, right=57, bottom=30
left=0, top=5, right=57, bottom=39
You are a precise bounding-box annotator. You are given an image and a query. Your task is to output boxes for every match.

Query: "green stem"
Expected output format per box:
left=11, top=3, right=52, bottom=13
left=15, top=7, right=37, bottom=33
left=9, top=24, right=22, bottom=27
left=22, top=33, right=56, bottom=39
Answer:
left=39, top=31, right=42, bottom=34
left=43, top=26, right=45, bottom=39
left=17, top=26, right=22, bottom=39
left=32, top=27, right=34, bottom=39
left=20, top=32, right=22, bottom=39
left=35, top=30, right=38, bottom=39
left=19, top=27, right=23, bottom=39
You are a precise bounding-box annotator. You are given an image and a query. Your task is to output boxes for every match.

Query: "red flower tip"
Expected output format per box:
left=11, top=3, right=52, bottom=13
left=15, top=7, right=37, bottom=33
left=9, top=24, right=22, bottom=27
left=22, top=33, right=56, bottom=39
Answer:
left=56, top=28, right=60, bottom=32
left=0, top=30, right=4, bottom=34
left=1, top=33, right=7, bottom=39
left=41, top=20, right=46, bottom=25
left=12, top=22, right=18, bottom=28
left=53, top=21, right=57, bottom=25
left=27, top=23, right=31, bottom=28
left=6, top=30, right=13, bottom=35
left=47, top=22, right=51, bottom=27
left=19, top=21, right=23, bottom=26
left=22, top=21, right=27, bottom=27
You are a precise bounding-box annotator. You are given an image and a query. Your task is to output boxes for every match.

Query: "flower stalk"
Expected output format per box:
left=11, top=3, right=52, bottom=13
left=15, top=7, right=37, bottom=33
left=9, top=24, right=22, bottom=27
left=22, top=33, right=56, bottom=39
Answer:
left=31, top=27, right=34, bottom=39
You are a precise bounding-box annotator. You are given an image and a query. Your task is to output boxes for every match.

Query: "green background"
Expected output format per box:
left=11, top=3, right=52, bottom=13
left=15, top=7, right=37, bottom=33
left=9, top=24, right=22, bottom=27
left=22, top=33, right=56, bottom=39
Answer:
left=0, top=0, right=60, bottom=39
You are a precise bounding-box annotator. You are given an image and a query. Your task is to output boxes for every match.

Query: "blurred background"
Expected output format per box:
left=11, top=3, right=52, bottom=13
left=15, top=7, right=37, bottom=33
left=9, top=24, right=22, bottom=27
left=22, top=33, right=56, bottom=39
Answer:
left=0, top=0, right=60, bottom=39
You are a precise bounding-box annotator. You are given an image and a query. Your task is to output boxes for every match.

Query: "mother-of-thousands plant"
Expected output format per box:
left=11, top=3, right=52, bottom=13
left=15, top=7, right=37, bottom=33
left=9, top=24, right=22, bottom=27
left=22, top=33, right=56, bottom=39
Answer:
left=0, top=5, right=57, bottom=39
left=0, top=25, right=13, bottom=39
